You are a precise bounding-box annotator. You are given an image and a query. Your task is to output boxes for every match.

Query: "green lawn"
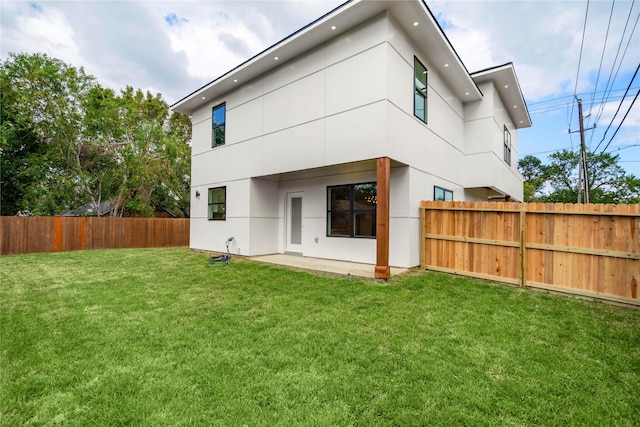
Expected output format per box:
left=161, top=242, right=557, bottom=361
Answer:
left=1, top=247, right=639, bottom=426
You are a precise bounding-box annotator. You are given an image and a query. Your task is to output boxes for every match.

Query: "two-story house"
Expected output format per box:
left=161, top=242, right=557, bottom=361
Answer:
left=171, top=0, right=531, bottom=278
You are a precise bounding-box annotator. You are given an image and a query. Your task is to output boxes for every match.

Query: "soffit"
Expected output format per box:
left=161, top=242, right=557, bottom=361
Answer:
left=472, top=64, right=532, bottom=129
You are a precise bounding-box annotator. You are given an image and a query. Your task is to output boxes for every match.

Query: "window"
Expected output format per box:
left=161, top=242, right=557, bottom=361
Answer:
left=414, top=57, right=428, bottom=123
left=212, top=103, right=226, bottom=147
left=327, top=182, right=377, bottom=238
left=208, top=187, right=226, bottom=220
left=434, top=186, right=453, bottom=201
left=504, top=125, right=512, bottom=165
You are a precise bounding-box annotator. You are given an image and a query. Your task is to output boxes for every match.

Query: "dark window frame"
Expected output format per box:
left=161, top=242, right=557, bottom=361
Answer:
left=504, top=125, right=512, bottom=165
left=212, top=103, right=226, bottom=148
left=327, top=182, right=377, bottom=239
left=434, top=186, right=453, bottom=201
left=208, top=186, right=226, bottom=220
left=414, top=56, right=428, bottom=124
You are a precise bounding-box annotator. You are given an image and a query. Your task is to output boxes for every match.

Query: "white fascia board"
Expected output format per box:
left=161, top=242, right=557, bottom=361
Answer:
left=471, top=63, right=532, bottom=129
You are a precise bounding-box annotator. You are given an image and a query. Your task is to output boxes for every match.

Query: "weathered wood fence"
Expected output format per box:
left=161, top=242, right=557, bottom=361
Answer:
left=0, top=217, right=190, bottom=255
left=420, top=201, right=640, bottom=306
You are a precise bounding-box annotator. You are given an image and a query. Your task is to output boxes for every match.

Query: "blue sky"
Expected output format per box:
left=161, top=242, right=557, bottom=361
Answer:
left=1, top=0, right=638, bottom=176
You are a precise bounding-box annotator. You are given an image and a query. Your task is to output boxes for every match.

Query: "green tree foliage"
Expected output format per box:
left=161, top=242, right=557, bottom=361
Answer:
left=1, top=52, right=192, bottom=217
left=518, top=150, right=640, bottom=204
left=518, top=155, right=548, bottom=202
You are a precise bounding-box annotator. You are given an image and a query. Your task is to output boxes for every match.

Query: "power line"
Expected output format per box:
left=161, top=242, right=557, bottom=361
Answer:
left=569, top=0, right=591, bottom=129
left=593, top=62, right=640, bottom=153
left=592, top=2, right=640, bottom=127
left=600, top=87, right=640, bottom=153
left=528, top=91, right=636, bottom=115
left=528, top=87, right=639, bottom=107
left=585, top=0, right=616, bottom=130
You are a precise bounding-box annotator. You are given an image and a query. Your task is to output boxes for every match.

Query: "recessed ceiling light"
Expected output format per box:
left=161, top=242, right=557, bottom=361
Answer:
left=465, top=92, right=470, bottom=95
left=520, top=120, right=523, bottom=123
left=413, top=21, right=419, bottom=26
left=233, top=79, right=238, bottom=83
left=513, top=105, right=517, bottom=109
left=504, top=85, right=509, bottom=88
left=274, top=56, right=279, bottom=60
left=444, top=63, right=449, bottom=67
left=201, top=96, right=206, bottom=100
left=331, top=25, right=336, bottom=30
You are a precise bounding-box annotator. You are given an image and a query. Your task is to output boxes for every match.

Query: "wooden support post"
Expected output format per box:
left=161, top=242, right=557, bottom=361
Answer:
left=375, top=157, right=391, bottom=279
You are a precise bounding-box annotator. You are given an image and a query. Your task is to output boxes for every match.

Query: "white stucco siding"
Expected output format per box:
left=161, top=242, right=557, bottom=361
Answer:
left=263, top=71, right=327, bottom=134
left=190, top=112, right=213, bottom=157
left=325, top=14, right=388, bottom=66
left=226, top=97, right=263, bottom=145
left=190, top=179, right=251, bottom=254
left=325, top=43, right=387, bottom=115
left=385, top=102, right=465, bottom=186
left=325, top=101, right=387, bottom=165
left=248, top=178, right=280, bottom=255
left=262, top=120, right=326, bottom=176
left=463, top=152, right=524, bottom=200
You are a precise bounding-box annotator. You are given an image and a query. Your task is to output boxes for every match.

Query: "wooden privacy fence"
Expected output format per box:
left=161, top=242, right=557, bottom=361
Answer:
left=1, top=217, right=190, bottom=255
left=420, top=201, right=640, bottom=306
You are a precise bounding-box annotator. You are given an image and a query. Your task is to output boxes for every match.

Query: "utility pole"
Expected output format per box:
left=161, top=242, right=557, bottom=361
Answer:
left=570, top=98, right=595, bottom=203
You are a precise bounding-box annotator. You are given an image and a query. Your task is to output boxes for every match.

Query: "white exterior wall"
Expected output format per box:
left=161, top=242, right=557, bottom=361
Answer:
left=463, top=80, right=524, bottom=200
left=189, top=11, right=524, bottom=267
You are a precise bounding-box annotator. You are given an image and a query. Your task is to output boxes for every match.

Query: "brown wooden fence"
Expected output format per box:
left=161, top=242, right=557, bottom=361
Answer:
left=0, top=217, right=190, bottom=255
left=420, top=201, right=640, bottom=306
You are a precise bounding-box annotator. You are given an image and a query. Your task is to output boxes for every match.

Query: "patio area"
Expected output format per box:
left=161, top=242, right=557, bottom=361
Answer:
left=250, top=254, right=410, bottom=279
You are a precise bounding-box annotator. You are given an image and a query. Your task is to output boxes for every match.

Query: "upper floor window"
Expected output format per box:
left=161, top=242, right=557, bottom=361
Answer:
left=503, top=125, right=512, bottom=165
left=212, top=103, right=226, bottom=148
left=414, top=57, right=428, bottom=123
left=208, top=186, right=226, bottom=220
left=434, top=186, right=453, bottom=201
left=327, top=182, right=377, bottom=238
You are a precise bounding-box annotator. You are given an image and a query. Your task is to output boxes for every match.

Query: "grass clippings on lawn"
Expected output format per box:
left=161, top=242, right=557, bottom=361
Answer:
left=1, top=247, right=639, bottom=426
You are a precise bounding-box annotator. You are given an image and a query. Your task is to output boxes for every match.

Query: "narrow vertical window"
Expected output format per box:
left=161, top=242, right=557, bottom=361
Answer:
left=212, top=103, right=226, bottom=148
left=414, top=57, right=427, bottom=123
left=208, top=186, right=226, bottom=220
left=504, top=125, right=512, bottom=165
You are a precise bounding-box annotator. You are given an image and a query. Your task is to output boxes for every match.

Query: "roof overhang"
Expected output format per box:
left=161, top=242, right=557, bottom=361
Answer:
left=171, top=0, right=483, bottom=115
left=471, top=63, right=532, bottom=129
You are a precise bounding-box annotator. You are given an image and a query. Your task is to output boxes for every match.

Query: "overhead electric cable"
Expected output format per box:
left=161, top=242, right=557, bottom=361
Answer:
left=569, top=0, right=591, bottom=129
left=593, top=1, right=639, bottom=126
left=593, top=62, right=640, bottom=153
left=600, top=87, right=640, bottom=153
left=585, top=0, right=616, bottom=133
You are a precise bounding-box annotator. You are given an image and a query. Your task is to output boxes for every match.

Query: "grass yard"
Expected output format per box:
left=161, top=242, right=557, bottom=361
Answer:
left=1, top=247, right=639, bottom=426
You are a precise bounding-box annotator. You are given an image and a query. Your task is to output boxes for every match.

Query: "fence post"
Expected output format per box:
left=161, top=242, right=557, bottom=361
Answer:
left=420, top=204, right=426, bottom=268
left=519, top=207, right=527, bottom=288
left=53, top=217, right=63, bottom=252
left=80, top=217, right=86, bottom=250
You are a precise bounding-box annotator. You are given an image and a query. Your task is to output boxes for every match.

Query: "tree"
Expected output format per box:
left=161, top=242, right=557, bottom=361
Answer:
left=1, top=52, right=192, bottom=217
left=519, top=150, right=640, bottom=204
left=1, top=52, right=95, bottom=215
left=517, top=155, right=548, bottom=202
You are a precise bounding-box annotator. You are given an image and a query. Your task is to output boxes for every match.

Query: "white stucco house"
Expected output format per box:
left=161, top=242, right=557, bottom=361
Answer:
left=171, top=0, right=531, bottom=278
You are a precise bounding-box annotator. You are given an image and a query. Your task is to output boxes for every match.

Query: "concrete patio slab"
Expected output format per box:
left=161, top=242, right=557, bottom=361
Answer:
left=249, top=254, right=409, bottom=279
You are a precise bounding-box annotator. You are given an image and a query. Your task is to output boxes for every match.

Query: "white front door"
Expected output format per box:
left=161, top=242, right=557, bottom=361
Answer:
left=286, top=192, right=303, bottom=253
